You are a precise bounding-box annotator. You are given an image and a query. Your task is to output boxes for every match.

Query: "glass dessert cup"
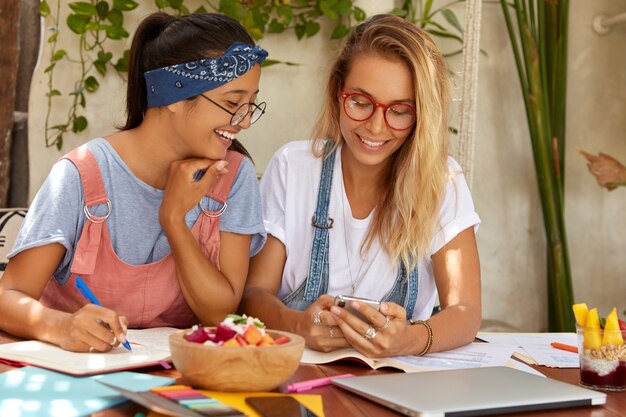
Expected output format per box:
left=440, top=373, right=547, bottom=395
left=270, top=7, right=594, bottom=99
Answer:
left=576, top=325, right=626, bottom=391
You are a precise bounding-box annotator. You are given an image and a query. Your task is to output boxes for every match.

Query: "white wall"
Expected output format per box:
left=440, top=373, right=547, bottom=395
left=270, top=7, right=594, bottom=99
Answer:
left=27, top=0, right=626, bottom=330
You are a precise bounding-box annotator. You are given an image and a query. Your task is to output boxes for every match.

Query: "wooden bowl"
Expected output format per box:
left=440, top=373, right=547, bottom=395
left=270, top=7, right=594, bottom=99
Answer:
left=169, top=328, right=305, bottom=392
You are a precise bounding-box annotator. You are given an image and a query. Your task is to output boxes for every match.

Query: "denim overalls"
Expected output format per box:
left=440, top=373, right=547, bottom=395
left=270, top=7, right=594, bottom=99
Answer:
left=282, top=146, right=419, bottom=317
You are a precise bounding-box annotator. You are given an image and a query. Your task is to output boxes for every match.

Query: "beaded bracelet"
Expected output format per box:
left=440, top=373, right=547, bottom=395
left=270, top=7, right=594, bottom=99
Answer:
left=409, top=319, right=433, bottom=356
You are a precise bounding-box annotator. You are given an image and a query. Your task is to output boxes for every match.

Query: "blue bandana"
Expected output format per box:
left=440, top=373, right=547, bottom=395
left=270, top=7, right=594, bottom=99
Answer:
left=144, top=42, right=268, bottom=108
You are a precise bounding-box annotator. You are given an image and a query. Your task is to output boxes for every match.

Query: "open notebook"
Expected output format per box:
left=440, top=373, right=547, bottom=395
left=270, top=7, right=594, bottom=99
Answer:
left=332, top=366, right=606, bottom=417
left=0, top=327, right=177, bottom=375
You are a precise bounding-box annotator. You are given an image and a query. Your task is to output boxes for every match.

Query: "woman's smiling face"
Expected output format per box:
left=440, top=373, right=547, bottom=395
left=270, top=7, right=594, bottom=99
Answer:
left=174, top=63, right=262, bottom=160
left=339, top=53, right=415, bottom=170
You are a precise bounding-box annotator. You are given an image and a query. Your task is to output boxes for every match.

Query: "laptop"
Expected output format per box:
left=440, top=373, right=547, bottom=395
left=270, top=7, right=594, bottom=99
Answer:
left=331, top=366, right=606, bottom=417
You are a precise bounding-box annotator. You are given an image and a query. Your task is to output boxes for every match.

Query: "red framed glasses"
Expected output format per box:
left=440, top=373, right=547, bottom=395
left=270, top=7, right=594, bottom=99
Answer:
left=341, top=92, right=416, bottom=131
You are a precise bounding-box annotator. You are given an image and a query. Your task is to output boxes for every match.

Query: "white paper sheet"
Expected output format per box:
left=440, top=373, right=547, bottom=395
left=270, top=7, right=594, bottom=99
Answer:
left=477, top=332, right=579, bottom=368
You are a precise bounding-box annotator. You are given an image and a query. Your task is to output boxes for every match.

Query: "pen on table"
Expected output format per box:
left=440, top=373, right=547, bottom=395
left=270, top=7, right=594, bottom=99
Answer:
left=74, top=276, right=132, bottom=351
left=550, top=342, right=578, bottom=354
left=284, top=373, right=354, bottom=393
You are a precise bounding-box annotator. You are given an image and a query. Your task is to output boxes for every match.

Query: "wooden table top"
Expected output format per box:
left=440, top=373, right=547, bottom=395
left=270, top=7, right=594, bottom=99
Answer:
left=1, top=331, right=624, bottom=417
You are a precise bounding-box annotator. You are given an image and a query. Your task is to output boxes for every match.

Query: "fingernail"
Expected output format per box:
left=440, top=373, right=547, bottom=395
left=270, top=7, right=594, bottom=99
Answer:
left=119, top=334, right=127, bottom=343
left=215, top=160, right=228, bottom=171
left=330, top=306, right=341, bottom=316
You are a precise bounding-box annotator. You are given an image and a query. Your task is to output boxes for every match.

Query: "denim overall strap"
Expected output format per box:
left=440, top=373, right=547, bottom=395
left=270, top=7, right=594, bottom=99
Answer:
left=381, top=262, right=419, bottom=318
left=302, top=147, right=337, bottom=302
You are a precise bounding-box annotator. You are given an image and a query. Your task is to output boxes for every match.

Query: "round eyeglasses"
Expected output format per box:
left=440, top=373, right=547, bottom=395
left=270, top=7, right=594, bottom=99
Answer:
left=341, top=92, right=416, bottom=131
left=199, top=94, right=266, bottom=126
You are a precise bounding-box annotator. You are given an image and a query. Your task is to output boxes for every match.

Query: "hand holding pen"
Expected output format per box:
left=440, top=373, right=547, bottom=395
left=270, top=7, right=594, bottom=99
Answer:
left=74, top=276, right=132, bottom=352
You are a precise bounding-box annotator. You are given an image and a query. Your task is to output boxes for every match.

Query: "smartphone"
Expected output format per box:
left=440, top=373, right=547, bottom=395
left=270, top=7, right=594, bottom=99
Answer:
left=245, top=396, right=311, bottom=417
left=333, top=295, right=381, bottom=323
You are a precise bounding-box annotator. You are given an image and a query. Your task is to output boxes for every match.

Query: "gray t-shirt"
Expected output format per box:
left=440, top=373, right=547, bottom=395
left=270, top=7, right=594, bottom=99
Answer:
left=9, top=138, right=266, bottom=285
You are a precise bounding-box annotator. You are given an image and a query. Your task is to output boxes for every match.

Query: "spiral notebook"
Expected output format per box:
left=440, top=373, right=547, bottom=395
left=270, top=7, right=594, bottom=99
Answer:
left=332, top=366, right=606, bottom=417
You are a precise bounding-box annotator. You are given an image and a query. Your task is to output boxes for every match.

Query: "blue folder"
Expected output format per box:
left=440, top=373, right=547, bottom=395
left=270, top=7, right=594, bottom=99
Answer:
left=0, top=366, right=174, bottom=417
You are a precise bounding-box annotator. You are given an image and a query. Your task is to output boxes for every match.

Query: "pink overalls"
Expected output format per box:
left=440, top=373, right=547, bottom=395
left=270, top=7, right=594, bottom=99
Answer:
left=40, top=145, right=243, bottom=328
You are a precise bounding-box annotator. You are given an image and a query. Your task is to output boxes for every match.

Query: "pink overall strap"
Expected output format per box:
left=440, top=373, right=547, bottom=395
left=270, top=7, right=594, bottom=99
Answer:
left=63, top=146, right=109, bottom=207
left=197, top=151, right=245, bottom=270
left=61, top=145, right=110, bottom=275
left=205, top=151, right=244, bottom=206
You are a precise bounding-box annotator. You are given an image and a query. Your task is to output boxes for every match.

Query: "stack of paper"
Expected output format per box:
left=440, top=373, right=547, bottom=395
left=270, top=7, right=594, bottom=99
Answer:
left=477, top=332, right=579, bottom=368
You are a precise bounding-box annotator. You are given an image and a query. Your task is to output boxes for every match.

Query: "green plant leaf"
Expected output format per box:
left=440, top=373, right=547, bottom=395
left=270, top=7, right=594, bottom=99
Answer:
left=69, top=2, right=97, bottom=16
left=98, top=51, right=113, bottom=63
left=268, top=19, right=285, bottom=34
left=40, top=0, right=51, bottom=17
left=85, top=22, right=106, bottom=31
left=67, top=14, right=89, bottom=34
left=114, top=51, right=130, bottom=73
left=44, top=63, right=56, bottom=73
left=390, top=7, right=408, bottom=18
left=105, top=25, right=129, bottom=40
left=96, top=1, right=110, bottom=19
left=155, top=0, right=168, bottom=9
left=219, top=0, right=247, bottom=21
left=169, top=0, right=183, bottom=9
left=304, top=20, right=320, bottom=37
left=427, top=29, right=463, bottom=43
left=47, top=32, right=59, bottom=43
left=73, top=116, right=88, bottom=132
left=47, top=89, right=62, bottom=97
left=276, top=4, right=293, bottom=23
left=336, top=0, right=353, bottom=15
left=112, top=0, right=139, bottom=12
left=84, top=76, right=100, bottom=93
left=107, top=9, right=123, bottom=26
left=294, top=23, right=306, bottom=40
left=331, top=24, right=349, bottom=39
left=353, top=6, right=366, bottom=21
left=441, top=9, right=463, bottom=34
left=52, top=49, right=67, bottom=61
left=320, top=0, right=340, bottom=20
left=94, top=60, right=107, bottom=76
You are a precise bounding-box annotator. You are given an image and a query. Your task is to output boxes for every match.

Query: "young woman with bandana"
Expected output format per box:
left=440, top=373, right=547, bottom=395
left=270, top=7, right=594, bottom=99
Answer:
left=0, top=12, right=268, bottom=352
left=241, top=14, right=481, bottom=358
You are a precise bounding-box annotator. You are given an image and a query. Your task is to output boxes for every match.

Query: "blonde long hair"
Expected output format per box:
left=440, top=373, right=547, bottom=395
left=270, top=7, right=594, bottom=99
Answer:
left=313, top=14, right=451, bottom=270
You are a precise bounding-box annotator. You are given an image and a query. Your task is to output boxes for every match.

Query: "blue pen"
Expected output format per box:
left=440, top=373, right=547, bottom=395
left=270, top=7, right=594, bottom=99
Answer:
left=75, top=276, right=132, bottom=351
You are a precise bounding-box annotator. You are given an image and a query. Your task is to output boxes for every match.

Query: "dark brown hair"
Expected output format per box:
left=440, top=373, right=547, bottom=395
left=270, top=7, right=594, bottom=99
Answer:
left=122, top=12, right=256, bottom=158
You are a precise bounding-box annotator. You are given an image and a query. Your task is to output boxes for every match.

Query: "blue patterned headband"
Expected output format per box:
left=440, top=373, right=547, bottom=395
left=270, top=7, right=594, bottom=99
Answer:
left=144, top=42, right=268, bottom=108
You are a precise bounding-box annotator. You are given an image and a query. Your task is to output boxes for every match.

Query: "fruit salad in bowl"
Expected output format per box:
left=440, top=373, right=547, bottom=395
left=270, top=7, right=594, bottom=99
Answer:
left=169, top=314, right=305, bottom=392
left=573, top=303, right=626, bottom=391
left=183, top=314, right=290, bottom=347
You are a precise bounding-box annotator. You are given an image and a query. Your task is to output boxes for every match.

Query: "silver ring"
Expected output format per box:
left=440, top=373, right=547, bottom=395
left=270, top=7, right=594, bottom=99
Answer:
left=88, top=346, right=95, bottom=353
left=328, top=326, right=335, bottom=338
left=378, top=316, right=391, bottom=331
left=312, top=311, right=322, bottom=326
left=363, top=326, right=377, bottom=341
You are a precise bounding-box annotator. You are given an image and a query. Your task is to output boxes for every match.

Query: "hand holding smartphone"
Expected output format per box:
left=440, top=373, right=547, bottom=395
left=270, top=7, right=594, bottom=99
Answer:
left=333, top=295, right=381, bottom=323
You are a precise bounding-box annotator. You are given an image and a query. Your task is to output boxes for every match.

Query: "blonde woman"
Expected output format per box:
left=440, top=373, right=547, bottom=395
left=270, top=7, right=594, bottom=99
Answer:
left=241, top=14, right=481, bottom=357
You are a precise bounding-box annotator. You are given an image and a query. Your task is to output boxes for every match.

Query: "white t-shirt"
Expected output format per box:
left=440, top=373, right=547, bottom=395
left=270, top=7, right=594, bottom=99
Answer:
left=260, top=140, right=480, bottom=320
